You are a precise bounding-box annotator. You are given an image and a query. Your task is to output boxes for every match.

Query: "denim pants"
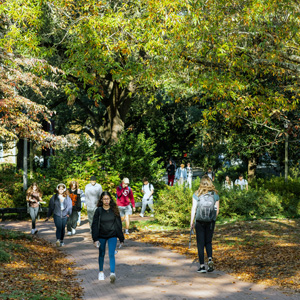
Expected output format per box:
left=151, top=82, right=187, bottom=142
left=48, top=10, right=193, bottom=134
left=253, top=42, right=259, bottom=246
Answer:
left=53, top=215, right=68, bottom=241
left=29, top=206, right=39, bottom=229
left=98, top=237, right=117, bottom=273
left=195, top=221, right=215, bottom=264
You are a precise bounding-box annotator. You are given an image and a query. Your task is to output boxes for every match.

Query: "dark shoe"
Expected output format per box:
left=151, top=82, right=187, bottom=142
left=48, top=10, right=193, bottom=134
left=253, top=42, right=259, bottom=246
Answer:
left=207, top=259, right=214, bottom=272
left=197, top=266, right=206, bottom=273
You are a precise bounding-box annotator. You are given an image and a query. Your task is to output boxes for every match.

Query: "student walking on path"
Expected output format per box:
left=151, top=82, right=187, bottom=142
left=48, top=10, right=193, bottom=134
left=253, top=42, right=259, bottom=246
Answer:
left=26, top=182, right=43, bottom=234
left=92, top=191, right=124, bottom=283
left=45, top=183, right=72, bottom=247
left=140, top=177, right=154, bottom=218
left=166, top=160, right=176, bottom=186
left=67, top=181, right=84, bottom=236
left=175, top=163, right=187, bottom=186
left=190, top=175, right=219, bottom=273
left=85, top=176, right=102, bottom=230
left=116, top=177, right=135, bottom=234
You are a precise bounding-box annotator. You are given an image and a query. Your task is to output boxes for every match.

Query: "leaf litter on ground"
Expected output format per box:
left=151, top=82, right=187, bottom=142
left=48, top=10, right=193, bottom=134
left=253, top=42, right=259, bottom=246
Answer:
left=0, top=227, right=83, bottom=300
left=130, top=218, right=300, bottom=294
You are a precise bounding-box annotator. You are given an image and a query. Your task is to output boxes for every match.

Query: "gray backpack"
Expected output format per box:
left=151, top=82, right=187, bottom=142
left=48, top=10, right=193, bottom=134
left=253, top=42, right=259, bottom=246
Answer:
left=195, top=192, right=216, bottom=222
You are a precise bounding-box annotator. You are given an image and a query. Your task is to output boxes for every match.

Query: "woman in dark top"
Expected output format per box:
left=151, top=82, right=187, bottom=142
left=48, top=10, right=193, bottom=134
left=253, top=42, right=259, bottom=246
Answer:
left=92, top=191, right=124, bottom=283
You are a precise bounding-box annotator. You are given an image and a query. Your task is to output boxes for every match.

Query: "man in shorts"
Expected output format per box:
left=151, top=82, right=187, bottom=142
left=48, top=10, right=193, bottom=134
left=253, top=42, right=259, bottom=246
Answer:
left=116, top=178, right=136, bottom=234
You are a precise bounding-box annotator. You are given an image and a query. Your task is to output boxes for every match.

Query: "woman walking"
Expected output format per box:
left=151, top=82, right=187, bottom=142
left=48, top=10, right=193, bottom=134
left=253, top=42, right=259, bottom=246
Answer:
left=91, top=192, right=124, bottom=283
left=190, top=175, right=219, bottom=273
left=45, top=183, right=72, bottom=247
left=26, top=182, right=43, bottom=234
left=67, top=181, right=84, bottom=235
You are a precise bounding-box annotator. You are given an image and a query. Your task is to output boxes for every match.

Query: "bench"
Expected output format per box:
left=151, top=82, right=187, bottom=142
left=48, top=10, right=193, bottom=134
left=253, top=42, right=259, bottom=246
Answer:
left=0, top=207, right=48, bottom=221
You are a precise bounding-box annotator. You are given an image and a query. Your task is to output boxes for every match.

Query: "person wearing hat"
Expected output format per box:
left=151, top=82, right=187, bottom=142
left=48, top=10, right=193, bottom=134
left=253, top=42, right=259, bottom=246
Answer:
left=85, top=176, right=103, bottom=230
left=116, top=178, right=135, bottom=234
left=45, top=183, right=72, bottom=247
left=175, top=163, right=187, bottom=186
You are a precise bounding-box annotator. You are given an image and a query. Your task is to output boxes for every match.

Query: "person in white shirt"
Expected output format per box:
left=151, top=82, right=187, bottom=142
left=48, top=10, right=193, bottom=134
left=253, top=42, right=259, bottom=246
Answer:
left=140, top=177, right=154, bottom=218
left=234, top=174, right=248, bottom=190
left=223, top=175, right=233, bottom=190
left=85, top=176, right=103, bottom=229
left=186, top=163, right=193, bottom=189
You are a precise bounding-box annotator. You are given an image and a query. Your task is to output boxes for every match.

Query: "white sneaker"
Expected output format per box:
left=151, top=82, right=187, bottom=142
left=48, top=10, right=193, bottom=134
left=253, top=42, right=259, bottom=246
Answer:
left=71, top=228, right=76, bottom=235
left=60, top=242, right=65, bottom=247
left=110, top=273, right=116, bottom=283
left=56, top=240, right=61, bottom=247
left=139, top=213, right=144, bottom=218
left=125, top=229, right=129, bottom=235
left=98, top=272, right=105, bottom=280
left=67, top=231, right=72, bottom=236
left=31, top=229, right=35, bottom=234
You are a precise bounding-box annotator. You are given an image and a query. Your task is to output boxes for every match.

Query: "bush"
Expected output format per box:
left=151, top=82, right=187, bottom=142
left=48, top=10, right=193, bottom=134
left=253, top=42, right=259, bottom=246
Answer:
left=155, top=185, right=193, bottom=227
left=251, top=177, right=300, bottom=216
left=219, top=188, right=284, bottom=219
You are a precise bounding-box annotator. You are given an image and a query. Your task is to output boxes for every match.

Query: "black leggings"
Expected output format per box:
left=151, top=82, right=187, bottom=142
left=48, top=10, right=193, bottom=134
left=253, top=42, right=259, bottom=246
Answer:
left=195, top=221, right=215, bottom=264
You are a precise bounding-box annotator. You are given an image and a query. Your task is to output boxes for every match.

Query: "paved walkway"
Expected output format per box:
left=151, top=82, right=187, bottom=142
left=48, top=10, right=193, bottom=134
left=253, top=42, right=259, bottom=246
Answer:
left=1, top=218, right=298, bottom=300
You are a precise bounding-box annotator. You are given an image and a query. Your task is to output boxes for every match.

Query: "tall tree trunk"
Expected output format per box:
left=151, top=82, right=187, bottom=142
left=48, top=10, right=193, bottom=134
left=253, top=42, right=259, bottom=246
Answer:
left=248, top=157, right=257, bottom=182
left=101, top=81, right=132, bottom=144
left=285, top=133, right=288, bottom=183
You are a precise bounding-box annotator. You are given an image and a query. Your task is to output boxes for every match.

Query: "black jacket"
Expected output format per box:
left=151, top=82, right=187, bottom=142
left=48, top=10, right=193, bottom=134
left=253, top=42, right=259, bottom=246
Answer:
left=91, top=207, right=125, bottom=243
left=68, top=189, right=82, bottom=212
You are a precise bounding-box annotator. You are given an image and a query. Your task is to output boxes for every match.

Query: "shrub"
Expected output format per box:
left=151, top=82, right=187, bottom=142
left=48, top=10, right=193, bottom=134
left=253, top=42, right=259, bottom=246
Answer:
left=219, top=188, right=284, bottom=219
left=155, top=185, right=193, bottom=227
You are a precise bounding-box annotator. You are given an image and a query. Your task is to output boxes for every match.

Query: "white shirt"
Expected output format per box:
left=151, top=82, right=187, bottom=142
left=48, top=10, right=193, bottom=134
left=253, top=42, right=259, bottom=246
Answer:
left=235, top=179, right=248, bottom=190
left=142, top=183, right=154, bottom=201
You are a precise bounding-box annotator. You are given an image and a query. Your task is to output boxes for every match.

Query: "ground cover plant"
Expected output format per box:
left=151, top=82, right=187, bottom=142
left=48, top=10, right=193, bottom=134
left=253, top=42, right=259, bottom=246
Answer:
left=130, top=218, right=300, bottom=293
left=0, top=228, right=83, bottom=300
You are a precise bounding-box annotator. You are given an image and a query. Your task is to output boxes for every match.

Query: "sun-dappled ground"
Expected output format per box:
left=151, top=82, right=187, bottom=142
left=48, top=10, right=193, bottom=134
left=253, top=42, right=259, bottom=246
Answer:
left=0, top=228, right=83, bottom=300
left=130, top=218, right=300, bottom=294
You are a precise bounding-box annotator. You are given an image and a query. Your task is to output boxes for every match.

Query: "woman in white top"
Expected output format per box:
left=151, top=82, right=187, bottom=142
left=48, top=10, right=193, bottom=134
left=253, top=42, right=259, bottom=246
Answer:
left=186, top=163, right=193, bottom=189
left=223, top=175, right=233, bottom=190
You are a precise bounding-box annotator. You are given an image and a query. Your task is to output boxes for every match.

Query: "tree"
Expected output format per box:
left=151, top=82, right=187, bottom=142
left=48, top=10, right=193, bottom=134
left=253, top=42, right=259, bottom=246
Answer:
left=0, top=49, right=70, bottom=149
left=0, top=0, right=188, bottom=144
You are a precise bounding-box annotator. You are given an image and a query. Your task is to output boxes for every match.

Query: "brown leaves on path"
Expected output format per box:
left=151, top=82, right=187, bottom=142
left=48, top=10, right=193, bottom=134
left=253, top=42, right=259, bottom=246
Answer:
left=130, top=219, right=300, bottom=294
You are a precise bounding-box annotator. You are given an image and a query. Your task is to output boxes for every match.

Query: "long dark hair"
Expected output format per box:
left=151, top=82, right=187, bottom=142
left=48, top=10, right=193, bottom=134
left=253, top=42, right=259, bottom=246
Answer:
left=97, top=191, right=120, bottom=217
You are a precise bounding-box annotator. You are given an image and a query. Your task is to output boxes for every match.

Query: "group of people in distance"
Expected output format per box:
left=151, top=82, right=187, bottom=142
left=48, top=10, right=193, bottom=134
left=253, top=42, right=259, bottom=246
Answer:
left=166, top=160, right=193, bottom=188
left=223, top=174, right=248, bottom=191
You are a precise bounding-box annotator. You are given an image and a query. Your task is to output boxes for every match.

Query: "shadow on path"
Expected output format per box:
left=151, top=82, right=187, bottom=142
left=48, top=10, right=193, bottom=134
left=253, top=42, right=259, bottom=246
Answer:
left=1, top=219, right=298, bottom=300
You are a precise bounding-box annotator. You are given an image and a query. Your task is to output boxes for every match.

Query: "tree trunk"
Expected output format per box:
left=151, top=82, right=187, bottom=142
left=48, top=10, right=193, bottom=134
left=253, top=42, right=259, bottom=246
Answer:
left=285, top=133, right=288, bottom=183
left=248, top=157, right=257, bottom=182
left=101, top=81, right=132, bottom=145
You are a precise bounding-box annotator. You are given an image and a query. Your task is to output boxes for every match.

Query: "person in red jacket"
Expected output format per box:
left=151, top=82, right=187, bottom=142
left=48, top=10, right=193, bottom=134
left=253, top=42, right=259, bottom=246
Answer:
left=116, top=178, right=135, bottom=234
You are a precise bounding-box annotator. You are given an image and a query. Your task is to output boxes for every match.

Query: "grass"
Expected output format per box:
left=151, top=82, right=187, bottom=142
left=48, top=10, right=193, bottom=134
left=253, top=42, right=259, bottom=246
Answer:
left=0, top=227, right=83, bottom=300
left=130, top=217, right=300, bottom=294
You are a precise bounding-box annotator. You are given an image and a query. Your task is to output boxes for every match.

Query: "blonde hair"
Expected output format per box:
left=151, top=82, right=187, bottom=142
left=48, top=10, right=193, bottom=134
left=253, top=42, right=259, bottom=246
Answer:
left=196, top=175, right=218, bottom=197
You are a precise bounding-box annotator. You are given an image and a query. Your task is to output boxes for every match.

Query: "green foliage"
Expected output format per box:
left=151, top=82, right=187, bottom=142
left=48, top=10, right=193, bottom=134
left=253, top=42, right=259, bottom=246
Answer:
left=251, top=177, right=300, bottom=216
left=0, top=165, right=26, bottom=207
left=107, top=131, right=165, bottom=183
left=219, top=189, right=284, bottom=219
left=155, top=185, right=193, bottom=227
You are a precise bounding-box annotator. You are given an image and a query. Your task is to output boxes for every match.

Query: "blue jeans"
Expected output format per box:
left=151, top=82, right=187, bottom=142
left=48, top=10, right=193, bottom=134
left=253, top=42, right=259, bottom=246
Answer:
left=98, top=237, right=117, bottom=273
left=29, top=206, right=39, bottom=229
left=53, top=215, right=68, bottom=241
